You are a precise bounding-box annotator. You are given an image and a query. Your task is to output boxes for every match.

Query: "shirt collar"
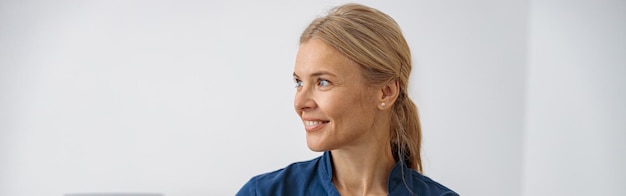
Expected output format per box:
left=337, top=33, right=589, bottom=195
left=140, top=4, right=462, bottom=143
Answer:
left=319, top=151, right=414, bottom=194
left=387, top=158, right=415, bottom=193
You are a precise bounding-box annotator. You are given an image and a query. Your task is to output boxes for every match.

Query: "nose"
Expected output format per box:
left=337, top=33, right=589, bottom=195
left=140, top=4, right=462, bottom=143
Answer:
left=294, top=87, right=316, bottom=113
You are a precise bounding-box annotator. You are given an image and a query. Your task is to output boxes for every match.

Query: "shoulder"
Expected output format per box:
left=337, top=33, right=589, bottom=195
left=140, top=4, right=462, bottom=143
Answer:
left=250, top=156, right=321, bottom=184
left=408, top=171, right=458, bottom=196
left=236, top=156, right=326, bottom=196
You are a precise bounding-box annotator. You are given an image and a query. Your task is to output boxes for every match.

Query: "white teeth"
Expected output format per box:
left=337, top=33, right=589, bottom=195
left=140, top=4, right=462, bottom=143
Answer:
left=304, top=120, right=326, bottom=126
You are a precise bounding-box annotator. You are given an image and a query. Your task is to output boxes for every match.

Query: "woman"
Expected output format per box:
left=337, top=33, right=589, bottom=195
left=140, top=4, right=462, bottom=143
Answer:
left=237, top=3, right=457, bottom=196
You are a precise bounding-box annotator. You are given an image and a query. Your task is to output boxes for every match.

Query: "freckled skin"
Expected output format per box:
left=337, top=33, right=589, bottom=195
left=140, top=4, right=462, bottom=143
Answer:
left=293, top=39, right=381, bottom=152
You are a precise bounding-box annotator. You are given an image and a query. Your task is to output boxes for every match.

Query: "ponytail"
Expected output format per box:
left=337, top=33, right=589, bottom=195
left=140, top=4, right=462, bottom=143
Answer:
left=391, top=89, right=422, bottom=172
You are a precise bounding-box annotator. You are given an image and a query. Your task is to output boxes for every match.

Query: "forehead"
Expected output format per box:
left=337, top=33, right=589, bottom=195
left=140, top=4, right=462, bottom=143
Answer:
left=294, top=39, right=361, bottom=77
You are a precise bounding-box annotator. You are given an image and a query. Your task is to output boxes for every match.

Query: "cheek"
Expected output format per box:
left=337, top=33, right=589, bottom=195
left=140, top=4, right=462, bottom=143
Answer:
left=320, top=91, right=376, bottom=120
left=316, top=93, right=346, bottom=119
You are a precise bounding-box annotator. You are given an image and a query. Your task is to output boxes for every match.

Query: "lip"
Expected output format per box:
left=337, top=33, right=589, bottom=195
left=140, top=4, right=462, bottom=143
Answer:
left=302, top=118, right=329, bottom=132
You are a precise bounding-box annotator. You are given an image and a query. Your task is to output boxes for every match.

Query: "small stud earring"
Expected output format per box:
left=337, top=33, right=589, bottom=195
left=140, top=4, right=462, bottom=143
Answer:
left=380, top=102, right=386, bottom=107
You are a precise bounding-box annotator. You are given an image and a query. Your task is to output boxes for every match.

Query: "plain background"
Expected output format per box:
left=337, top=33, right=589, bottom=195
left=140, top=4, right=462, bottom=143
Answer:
left=0, top=0, right=624, bottom=195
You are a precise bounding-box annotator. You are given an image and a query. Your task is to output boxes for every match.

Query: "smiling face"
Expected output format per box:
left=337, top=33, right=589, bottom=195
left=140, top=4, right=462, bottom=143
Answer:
left=294, top=39, right=383, bottom=152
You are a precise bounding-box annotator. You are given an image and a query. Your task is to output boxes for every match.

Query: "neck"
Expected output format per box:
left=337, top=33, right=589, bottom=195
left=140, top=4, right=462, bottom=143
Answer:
left=330, top=138, right=395, bottom=196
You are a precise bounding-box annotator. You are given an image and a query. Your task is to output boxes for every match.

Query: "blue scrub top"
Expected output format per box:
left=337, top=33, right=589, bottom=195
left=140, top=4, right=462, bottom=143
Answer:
left=237, top=151, right=458, bottom=196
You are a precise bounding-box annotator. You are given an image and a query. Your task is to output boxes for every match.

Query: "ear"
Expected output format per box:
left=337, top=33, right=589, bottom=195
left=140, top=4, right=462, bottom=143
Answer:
left=377, top=80, right=400, bottom=110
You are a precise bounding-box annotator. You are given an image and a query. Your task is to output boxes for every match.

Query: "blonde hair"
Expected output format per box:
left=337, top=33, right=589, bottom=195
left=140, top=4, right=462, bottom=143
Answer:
left=300, top=3, right=423, bottom=172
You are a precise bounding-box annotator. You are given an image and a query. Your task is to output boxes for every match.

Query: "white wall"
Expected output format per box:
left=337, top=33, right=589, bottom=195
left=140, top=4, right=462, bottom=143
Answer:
left=0, top=1, right=313, bottom=195
left=4, top=0, right=621, bottom=196
left=523, top=0, right=626, bottom=195
left=409, top=1, right=528, bottom=195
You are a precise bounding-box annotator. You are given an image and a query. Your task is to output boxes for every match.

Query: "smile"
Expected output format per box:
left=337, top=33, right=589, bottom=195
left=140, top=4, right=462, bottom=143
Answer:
left=303, top=120, right=329, bottom=132
left=304, top=120, right=329, bottom=126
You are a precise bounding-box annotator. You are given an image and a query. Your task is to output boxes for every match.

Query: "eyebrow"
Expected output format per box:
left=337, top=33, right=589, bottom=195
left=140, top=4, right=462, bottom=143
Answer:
left=293, top=71, right=337, bottom=78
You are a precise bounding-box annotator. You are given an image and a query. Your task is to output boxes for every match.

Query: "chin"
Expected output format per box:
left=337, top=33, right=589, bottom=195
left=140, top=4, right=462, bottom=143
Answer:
left=306, top=138, right=330, bottom=152
left=307, top=147, right=326, bottom=152
left=306, top=143, right=327, bottom=152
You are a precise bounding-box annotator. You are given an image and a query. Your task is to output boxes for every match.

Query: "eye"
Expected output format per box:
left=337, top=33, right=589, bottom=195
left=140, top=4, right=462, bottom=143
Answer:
left=317, top=79, right=331, bottom=87
left=294, top=78, right=303, bottom=88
